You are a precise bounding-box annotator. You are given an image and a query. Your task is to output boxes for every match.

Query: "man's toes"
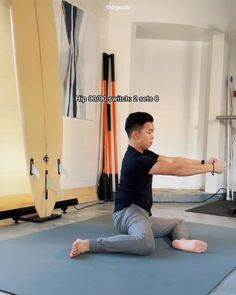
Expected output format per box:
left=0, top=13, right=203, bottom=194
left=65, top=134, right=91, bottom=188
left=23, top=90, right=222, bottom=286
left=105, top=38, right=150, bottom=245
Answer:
left=197, top=245, right=207, bottom=253
left=69, top=249, right=76, bottom=257
left=70, top=250, right=78, bottom=258
left=69, top=241, right=79, bottom=258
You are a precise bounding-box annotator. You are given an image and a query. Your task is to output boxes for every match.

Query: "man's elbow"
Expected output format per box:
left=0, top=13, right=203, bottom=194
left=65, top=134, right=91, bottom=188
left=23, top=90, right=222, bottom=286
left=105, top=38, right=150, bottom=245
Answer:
left=149, top=161, right=181, bottom=176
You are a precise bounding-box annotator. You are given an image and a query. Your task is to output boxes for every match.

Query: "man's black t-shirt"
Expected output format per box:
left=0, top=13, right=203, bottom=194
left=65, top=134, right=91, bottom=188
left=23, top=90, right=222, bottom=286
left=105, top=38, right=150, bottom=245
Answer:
left=114, top=145, right=159, bottom=215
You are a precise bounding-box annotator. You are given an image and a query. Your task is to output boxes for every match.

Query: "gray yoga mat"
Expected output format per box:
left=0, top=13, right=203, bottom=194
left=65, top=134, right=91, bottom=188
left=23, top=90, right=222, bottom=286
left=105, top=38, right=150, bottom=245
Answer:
left=0, top=215, right=236, bottom=295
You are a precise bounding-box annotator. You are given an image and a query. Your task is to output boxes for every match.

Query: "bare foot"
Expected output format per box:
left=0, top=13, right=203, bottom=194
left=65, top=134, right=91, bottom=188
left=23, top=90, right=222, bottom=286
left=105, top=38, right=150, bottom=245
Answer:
left=69, top=239, right=90, bottom=258
left=172, top=239, right=208, bottom=253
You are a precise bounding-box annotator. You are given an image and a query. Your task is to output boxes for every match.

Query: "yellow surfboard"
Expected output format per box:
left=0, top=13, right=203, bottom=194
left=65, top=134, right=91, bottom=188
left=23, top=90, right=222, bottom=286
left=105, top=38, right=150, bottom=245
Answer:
left=10, top=0, right=63, bottom=218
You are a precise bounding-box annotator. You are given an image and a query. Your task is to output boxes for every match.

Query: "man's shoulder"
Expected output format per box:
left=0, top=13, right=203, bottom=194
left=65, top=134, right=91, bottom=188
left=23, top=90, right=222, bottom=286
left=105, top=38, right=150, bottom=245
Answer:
left=124, top=146, right=158, bottom=160
left=144, top=149, right=159, bottom=160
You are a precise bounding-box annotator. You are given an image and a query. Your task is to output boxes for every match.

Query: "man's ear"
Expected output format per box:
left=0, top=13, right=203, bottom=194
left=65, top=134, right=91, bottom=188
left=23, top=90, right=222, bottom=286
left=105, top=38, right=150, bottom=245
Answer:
left=132, top=130, right=140, bottom=139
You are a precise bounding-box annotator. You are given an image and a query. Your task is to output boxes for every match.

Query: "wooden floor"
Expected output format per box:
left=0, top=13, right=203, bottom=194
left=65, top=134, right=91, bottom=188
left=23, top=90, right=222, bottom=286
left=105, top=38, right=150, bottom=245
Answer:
left=0, top=186, right=98, bottom=211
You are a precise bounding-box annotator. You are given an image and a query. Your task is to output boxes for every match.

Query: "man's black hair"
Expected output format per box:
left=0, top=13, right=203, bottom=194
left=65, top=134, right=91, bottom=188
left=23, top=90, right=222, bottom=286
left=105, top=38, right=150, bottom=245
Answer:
left=125, top=112, right=154, bottom=138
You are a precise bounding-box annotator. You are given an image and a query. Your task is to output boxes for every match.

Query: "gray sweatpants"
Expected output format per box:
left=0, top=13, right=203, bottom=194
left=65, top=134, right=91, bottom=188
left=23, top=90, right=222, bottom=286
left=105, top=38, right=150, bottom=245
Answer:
left=89, top=204, right=189, bottom=255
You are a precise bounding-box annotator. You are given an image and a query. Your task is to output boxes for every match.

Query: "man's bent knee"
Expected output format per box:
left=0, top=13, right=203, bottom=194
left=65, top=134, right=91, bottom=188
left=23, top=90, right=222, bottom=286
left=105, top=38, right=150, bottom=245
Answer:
left=137, top=237, right=155, bottom=256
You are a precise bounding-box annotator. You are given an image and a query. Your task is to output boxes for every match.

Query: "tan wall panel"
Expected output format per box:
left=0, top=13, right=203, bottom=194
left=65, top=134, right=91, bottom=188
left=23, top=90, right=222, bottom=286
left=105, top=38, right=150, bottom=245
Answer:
left=0, top=186, right=98, bottom=211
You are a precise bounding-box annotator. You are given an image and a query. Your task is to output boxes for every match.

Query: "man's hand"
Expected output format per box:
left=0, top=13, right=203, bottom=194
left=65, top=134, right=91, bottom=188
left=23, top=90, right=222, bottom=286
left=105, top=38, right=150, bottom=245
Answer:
left=149, top=155, right=226, bottom=176
left=206, top=157, right=219, bottom=164
left=213, top=159, right=226, bottom=174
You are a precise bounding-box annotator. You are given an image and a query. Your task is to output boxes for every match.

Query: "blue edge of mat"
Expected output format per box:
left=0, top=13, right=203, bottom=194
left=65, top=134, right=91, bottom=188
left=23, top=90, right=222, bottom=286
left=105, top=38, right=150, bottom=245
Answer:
left=0, top=214, right=236, bottom=295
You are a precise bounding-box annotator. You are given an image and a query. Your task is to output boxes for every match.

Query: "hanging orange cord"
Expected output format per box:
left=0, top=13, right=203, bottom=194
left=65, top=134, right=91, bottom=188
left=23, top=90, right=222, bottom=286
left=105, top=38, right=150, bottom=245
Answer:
left=106, top=55, right=113, bottom=200
left=98, top=53, right=117, bottom=201
left=110, top=54, right=118, bottom=195
left=98, top=53, right=109, bottom=201
left=102, top=55, right=108, bottom=176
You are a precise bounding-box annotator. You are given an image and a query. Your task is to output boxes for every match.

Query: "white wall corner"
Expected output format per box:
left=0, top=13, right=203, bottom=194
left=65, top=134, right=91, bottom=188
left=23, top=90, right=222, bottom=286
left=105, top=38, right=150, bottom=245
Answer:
left=205, top=33, right=227, bottom=193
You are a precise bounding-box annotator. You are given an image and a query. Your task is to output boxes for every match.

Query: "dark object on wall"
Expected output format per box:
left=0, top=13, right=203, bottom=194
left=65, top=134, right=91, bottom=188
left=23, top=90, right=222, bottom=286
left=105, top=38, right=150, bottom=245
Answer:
left=62, top=0, right=84, bottom=118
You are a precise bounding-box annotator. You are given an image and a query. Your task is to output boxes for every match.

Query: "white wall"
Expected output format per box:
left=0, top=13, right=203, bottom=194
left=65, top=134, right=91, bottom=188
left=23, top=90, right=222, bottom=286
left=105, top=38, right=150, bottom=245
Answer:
left=227, top=37, right=236, bottom=195
left=53, top=0, right=109, bottom=189
left=204, top=34, right=228, bottom=192
left=108, top=0, right=236, bottom=192
left=55, top=0, right=236, bottom=192
left=131, top=39, right=204, bottom=189
left=0, top=0, right=109, bottom=198
left=1, top=0, right=236, bottom=196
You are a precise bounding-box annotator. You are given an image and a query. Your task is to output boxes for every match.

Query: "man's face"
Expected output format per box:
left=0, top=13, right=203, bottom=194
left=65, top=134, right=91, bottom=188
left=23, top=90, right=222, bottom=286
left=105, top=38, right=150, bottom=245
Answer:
left=136, top=122, right=154, bottom=150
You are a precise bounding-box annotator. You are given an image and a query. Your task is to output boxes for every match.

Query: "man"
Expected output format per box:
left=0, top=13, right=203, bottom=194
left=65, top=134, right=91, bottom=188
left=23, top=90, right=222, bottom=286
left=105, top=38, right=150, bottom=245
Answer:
left=70, top=112, right=226, bottom=257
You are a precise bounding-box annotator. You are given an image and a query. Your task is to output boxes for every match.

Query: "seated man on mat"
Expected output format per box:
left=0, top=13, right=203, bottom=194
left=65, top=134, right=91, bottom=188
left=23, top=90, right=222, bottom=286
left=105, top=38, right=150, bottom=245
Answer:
left=70, top=112, right=226, bottom=257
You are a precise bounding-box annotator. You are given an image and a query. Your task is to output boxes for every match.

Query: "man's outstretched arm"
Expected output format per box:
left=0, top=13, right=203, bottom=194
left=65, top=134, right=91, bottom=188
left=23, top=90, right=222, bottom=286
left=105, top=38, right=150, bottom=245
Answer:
left=148, top=155, right=226, bottom=176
